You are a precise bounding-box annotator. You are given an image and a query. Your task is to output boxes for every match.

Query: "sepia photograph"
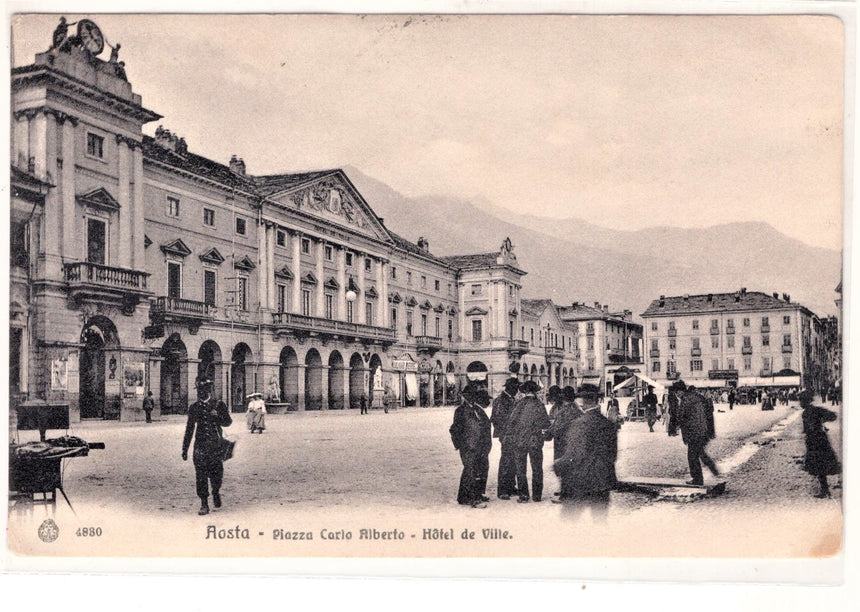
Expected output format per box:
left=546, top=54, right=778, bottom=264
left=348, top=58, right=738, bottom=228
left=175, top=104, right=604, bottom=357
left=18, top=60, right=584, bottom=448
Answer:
left=3, top=5, right=852, bottom=583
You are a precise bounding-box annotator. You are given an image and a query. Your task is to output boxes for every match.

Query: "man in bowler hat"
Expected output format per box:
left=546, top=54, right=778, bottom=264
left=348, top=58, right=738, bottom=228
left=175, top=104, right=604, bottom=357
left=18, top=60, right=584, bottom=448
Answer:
left=449, top=382, right=493, bottom=508
left=182, top=378, right=232, bottom=515
left=668, top=380, right=719, bottom=485
left=504, top=380, right=551, bottom=503
left=491, top=377, right=520, bottom=499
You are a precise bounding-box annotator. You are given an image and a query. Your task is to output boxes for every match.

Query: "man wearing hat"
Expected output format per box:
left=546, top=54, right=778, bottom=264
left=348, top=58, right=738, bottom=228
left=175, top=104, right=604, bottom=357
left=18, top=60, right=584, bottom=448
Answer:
left=491, top=377, right=520, bottom=499
left=182, top=378, right=233, bottom=515
left=449, top=382, right=493, bottom=508
left=504, top=380, right=551, bottom=503
left=668, top=380, right=718, bottom=485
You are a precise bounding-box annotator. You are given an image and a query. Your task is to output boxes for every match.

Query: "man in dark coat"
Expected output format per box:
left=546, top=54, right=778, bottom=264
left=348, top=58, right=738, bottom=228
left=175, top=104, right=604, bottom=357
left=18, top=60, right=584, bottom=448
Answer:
left=668, top=382, right=719, bottom=485
left=449, top=382, right=492, bottom=508
left=800, top=389, right=841, bottom=498
left=142, top=390, right=154, bottom=423
left=182, top=378, right=233, bottom=515
left=490, top=377, right=520, bottom=499
left=549, top=386, right=583, bottom=461
left=643, top=385, right=659, bottom=432
left=503, top=380, right=551, bottom=503
left=552, top=389, right=617, bottom=519
left=728, top=388, right=736, bottom=411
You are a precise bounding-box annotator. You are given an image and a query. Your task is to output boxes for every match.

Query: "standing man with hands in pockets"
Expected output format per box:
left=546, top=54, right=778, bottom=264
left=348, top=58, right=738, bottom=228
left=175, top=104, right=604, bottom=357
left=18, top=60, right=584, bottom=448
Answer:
left=182, top=378, right=233, bottom=515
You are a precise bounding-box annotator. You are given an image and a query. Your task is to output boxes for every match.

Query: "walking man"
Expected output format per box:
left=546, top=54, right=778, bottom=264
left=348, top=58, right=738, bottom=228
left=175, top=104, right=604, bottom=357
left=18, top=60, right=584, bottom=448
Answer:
left=490, top=377, right=520, bottom=499
left=182, top=378, right=233, bottom=515
left=142, top=390, right=154, bottom=423
left=728, top=388, right=736, bottom=411
left=643, top=385, right=659, bottom=432
left=449, top=382, right=492, bottom=508
left=504, top=380, right=551, bottom=503
left=360, top=392, right=368, bottom=415
left=668, top=381, right=719, bottom=485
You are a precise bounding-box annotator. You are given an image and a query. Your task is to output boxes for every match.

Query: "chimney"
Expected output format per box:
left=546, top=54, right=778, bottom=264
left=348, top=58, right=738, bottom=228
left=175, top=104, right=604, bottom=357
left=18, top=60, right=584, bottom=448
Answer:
left=229, top=155, right=246, bottom=176
left=740, top=287, right=747, bottom=295
left=603, top=305, right=609, bottom=313
left=783, top=293, right=790, bottom=302
left=707, top=293, right=713, bottom=302
left=773, top=292, right=779, bottom=299
left=594, top=302, right=600, bottom=309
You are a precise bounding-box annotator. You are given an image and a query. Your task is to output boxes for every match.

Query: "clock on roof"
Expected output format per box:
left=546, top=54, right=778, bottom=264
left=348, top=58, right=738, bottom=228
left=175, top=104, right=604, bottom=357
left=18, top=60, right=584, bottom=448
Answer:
left=77, top=19, right=104, bottom=55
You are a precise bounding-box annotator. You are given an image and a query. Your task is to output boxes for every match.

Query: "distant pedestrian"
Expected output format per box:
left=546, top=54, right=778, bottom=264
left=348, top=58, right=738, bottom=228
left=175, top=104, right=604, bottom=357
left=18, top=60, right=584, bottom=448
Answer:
left=449, top=382, right=492, bottom=509
left=490, top=377, right=519, bottom=499
left=552, top=388, right=617, bottom=520
left=142, top=390, right=154, bottom=423
left=761, top=392, right=774, bottom=411
left=606, top=392, right=621, bottom=430
left=504, top=380, right=551, bottom=503
left=643, top=385, right=658, bottom=432
left=728, top=388, right=736, bottom=411
left=182, top=378, right=233, bottom=515
left=800, top=390, right=841, bottom=498
left=668, top=381, right=719, bottom=486
left=246, top=392, right=266, bottom=433
left=360, top=393, right=368, bottom=415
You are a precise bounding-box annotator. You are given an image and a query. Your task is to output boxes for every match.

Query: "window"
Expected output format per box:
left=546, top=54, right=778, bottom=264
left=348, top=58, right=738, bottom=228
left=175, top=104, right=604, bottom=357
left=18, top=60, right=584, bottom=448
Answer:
left=692, top=320, right=699, bottom=330
left=743, top=318, right=750, bottom=327
left=167, top=196, right=180, bottom=218
left=436, top=317, right=441, bottom=338
left=509, top=285, right=514, bottom=297
left=235, top=217, right=246, bottom=235
left=530, top=329, right=535, bottom=345
left=434, top=279, right=440, bottom=291
left=669, top=321, right=676, bottom=330
left=470, top=284, right=482, bottom=296
left=711, top=337, right=719, bottom=349
left=406, top=271, right=412, bottom=285
left=390, top=307, right=398, bottom=330
left=301, top=289, right=311, bottom=316
left=783, top=334, right=792, bottom=346
left=365, top=258, right=372, bottom=272
left=346, top=301, right=354, bottom=323
left=346, top=252, right=354, bottom=267
left=324, top=245, right=333, bottom=261
left=406, top=310, right=413, bottom=336
left=391, top=266, right=397, bottom=279
left=692, top=337, right=700, bottom=349
left=727, top=336, right=735, bottom=348
left=727, top=318, right=735, bottom=329
left=783, top=356, right=792, bottom=369
left=587, top=336, right=594, bottom=350
left=667, top=360, right=676, bottom=375
left=421, top=314, right=428, bottom=336
left=652, top=361, right=661, bottom=372
left=711, top=359, right=719, bottom=371
left=762, top=335, right=770, bottom=347
left=711, top=319, right=718, bottom=329
left=276, top=284, right=286, bottom=312
left=237, top=277, right=248, bottom=311
left=325, top=294, right=334, bottom=319
left=86, top=218, right=106, bottom=265
left=783, top=315, right=791, bottom=325
left=727, top=358, right=735, bottom=370
left=301, top=238, right=310, bottom=254
left=472, top=319, right=483, bottom=342
left=204, top=270, right=217, bottom=306
left=276, top=230, right=286, bottom=247
left=421, top=275, right=427, bottom=288
left=743, top=336, right=751, bottom=347
left=669, top=338, right=676, bottom=350
left=651, top=339, right=659, bottom=350
left=586, top=322, right=594, bottom=334
left=447, top=283, right=453, bottom=295
left=743, top=356, right=752, bottom=371
left=203, top=207, right=215, bottom=227
left=366, top=302, right=374, bottom=326
left=690, top=360, right=703, bottom=371
left=86, top=132, right=104, bottom=158
left=651, top=322, right=658, bottom=331
left=587, top=358, right=595, bottom=371
left=167, top=262, right=182, bottom=299
left=448, top=319, right=453, bottom=340
left=762, top=316, right=769, bottom=326
left=762, top=357, right=771, bottom=371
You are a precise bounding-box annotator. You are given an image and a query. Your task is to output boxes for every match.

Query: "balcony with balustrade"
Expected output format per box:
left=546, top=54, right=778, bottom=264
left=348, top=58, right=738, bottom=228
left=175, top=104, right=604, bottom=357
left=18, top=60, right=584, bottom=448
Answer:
left=63, top=261, right=151, bottom=314
left=272, top=311, right=396, bottom=345
left=742, top=345, right=753, bottom=355
left=649, top=348, right=660, bottom=358
left=667, top=328, right=677, bottom=337
left=691, top=347, right=702, bottom=357
left=415, top=335, right=443, bottom=354
left=150, top=296, right=213, bottom=333
left=782, top=344, right=793, bottom=353
left=544, top=346, right=565, bottom=362
left=507, top=339, right=530, bottom=357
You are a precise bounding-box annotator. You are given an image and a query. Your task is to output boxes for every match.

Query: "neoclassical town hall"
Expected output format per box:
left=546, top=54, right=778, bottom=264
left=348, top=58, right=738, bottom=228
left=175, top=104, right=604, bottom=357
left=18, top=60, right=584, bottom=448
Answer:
left=12, top=20, right=640, bottom=421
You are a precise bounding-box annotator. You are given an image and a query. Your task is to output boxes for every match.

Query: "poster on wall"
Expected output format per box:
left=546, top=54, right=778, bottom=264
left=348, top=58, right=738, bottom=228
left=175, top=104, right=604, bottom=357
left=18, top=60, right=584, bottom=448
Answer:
left=50, top=359, right=68, bottom=391
left=123, top=362, right=146, bottom=398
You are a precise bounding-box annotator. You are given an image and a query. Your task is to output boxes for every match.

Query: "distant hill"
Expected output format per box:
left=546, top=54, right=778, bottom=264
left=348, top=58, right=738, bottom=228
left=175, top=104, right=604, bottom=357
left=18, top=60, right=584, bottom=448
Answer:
left=344, top=166, right=841, bottom=319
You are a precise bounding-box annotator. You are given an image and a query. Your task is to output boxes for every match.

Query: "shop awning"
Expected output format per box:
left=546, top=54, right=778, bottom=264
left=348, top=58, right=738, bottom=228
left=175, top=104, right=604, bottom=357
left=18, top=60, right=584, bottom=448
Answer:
left=580, top=377, right=602, bottom=387
left=611, top=372, right=665, bottom=392
left=738, top=376, right=801, bottom=387
left=404, top=373, right=418, bottom=401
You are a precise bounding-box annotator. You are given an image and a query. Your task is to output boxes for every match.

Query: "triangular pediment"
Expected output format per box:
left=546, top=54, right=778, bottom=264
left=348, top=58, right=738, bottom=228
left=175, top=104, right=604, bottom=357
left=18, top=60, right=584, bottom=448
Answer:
left=434, top=303, right=446, bottom=313
left=420, top=299, right=433, bottom=310
left=199, top=247, right=225, bottom=265
left=77, top=187, right=120, bottom=211
left=266, top=171, right=393, bottom=243
left=388, top=292, right=402, bottom=304
left=448, top=306, right=458, bottom=316
left=405, top=296, right=418, bottom=307
left=466, top=306, right=488, bottom=316
left=324, top=277, right=340, bottom=290
left=366, top=286, right=379, bottom=299
left=144, top=235, right=152, bottom=248
left=160, top=238, right=192, bottom=258
left=234, top=255, right=256, bottom=271
left=347, top=277, right=361, bottom=293
left=509, top=308, right=519, bottom=317
left=302, top=272, right=318, bottom=285
left=274, top=265, right=294, bottom=279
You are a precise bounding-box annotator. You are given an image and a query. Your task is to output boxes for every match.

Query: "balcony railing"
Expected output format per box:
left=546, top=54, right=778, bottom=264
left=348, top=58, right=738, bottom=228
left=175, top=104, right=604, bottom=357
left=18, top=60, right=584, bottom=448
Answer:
left=782, top=344, right=793, bottom=353
left=272, top=311, right=396, bottom=343
left=507, top=339, right=530, bottom=355
left=151, top=296, right=212, bottom=319
left=585, top=328, right=595, bottom=336
left=666, top=371, right=680, bottom=380
left=742, top=345, right=753, bottom=354
left=649, top=349, right=660, bottom=358
left=545, top=346, right=565, bottom=361
left=64, top=261, right=149, bottom=291
left=580, top=369, right=602, bottom=378
left=761, top=325, right=770, bottom=333
left=667, top=328, right=677, bottom=337
left=726, top=327, right=735, bottom=335
left=415, top=335, right=443, bottom=351
left=691, top=347, right=702, bottom=357
left=710, top=327, right=720, bottom=335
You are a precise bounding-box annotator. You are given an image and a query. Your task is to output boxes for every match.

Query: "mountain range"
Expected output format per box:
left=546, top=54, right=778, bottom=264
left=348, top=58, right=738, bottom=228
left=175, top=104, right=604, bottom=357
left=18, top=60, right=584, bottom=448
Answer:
left=344, top=166, right=841, bottom=320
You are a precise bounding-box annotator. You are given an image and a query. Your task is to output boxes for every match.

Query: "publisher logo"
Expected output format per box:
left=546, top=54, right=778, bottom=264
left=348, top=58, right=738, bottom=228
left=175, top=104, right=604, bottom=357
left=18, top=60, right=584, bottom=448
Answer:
left=38, top=519, right=59, bottom=543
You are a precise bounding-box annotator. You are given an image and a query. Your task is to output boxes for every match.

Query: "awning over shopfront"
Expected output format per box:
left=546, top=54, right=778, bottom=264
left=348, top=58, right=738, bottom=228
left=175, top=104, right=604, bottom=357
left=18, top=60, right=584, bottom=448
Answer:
left=690, top=379, right=732, bottom=388
left=612, top=372, right=665, bottom=392
left=738, top=376, right=801, bottom=387
left=580, top=377, right=602, bottom=388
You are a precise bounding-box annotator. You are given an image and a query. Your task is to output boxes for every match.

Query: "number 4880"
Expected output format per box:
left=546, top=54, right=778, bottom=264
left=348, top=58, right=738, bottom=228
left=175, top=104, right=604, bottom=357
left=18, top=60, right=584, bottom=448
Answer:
left=76, top=527, right=102, bottom=537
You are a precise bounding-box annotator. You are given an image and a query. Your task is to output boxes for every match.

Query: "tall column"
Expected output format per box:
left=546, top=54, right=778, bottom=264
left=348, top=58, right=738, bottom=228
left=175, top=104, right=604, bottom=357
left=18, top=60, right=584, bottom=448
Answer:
left=132, top=143, right=145, bottom=269
left=381, top=259, right=390, bottom=328
left=315, top=239, right=325, bottom=317
left=357, top=254, right=367, bottom=324
left=321, top=365, right=330, bottom=410
left=33, top=111, right=61, bottom=277
left=257, top=219, right=268, bottom=309
left=14, top=113, right=29, bottom=169
left=376, top=260, right=386, bottom=328
left=60, top=116, right=77, bottom=260
left=266, top=224, right=275, bottom=310
left=336, top=246, right=346, bottom=320
left=296, top=364, right=306, bottom=411
left=291, top=231, right=301, bottom=313
left=117, top=137, right=132, bottom=269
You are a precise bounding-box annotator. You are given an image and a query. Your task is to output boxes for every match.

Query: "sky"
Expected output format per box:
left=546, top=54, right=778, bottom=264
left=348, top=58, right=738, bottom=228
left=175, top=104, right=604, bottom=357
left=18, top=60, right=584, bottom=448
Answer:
left=10, top=13, right=845, bottom=251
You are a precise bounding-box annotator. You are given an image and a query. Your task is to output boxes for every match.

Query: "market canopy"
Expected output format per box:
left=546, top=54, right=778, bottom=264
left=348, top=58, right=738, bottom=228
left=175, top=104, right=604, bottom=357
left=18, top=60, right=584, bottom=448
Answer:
left=613, top=372, right=666, bottom=393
